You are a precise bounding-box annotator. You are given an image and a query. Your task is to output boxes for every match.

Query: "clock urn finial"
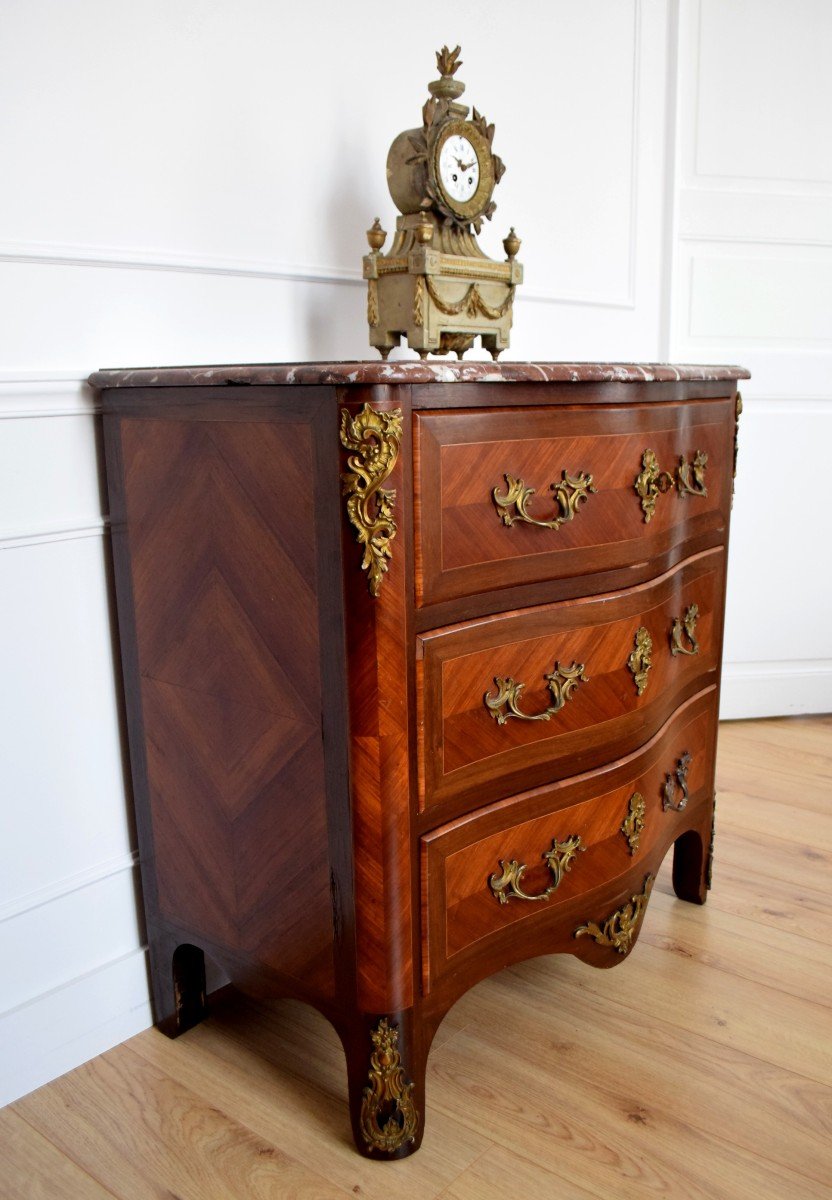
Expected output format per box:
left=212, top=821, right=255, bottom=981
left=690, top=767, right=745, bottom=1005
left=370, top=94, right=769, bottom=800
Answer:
left=363, top=45, right=523, bottom=360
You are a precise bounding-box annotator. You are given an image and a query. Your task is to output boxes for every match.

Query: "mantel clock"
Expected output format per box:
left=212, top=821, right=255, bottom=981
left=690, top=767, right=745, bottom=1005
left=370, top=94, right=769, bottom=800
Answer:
left=364, top=45, right=523, bottom=359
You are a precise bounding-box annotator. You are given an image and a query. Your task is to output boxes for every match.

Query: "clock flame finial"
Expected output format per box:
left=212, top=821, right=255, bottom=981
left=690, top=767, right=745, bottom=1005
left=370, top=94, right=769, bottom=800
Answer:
left=428, top=44, right=466, bottom=101
left=436, top=45, right=462, bottom=76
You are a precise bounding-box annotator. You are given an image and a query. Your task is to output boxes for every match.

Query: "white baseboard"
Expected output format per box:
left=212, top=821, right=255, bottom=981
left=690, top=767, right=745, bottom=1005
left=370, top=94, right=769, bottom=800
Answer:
left=720, top=660, right=832, bottom=720
left=0, top=948, right=152, bottom=1108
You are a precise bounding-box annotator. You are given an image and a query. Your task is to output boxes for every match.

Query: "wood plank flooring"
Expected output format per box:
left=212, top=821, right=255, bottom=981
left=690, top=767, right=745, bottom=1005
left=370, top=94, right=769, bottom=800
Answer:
left=3, top=716, right=831, bottom=1199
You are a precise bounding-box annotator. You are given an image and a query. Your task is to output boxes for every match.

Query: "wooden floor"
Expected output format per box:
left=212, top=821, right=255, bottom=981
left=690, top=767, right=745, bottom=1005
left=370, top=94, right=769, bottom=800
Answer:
left=3, top=716, right=831, bottom=1199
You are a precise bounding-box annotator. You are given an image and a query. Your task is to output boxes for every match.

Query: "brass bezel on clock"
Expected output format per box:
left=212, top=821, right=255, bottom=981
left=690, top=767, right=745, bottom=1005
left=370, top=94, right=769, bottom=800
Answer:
left=431, top=118, right=495, bottom=222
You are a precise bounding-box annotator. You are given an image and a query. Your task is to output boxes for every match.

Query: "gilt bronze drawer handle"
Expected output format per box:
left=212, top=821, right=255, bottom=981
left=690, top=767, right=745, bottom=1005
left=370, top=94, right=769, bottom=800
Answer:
left=634, top=448, right=708, bottom=523
left=490, top=834, right=585, bottom=905
left=492, top=470, right=596, bottom=530
left=627, top=626, right=653, bottom=696
left=662, top=751, right=691, bottom=812
left=574, top=874, right=654, bottom=955
left=671, top=603, right=700, bottom=656
left=621, top=792, right=646, bottom=855
left=485, top=661, right=588, bottom=725
left=677, top=450, right=709, bottom=499
left=339, top=403, right=403, bottom=597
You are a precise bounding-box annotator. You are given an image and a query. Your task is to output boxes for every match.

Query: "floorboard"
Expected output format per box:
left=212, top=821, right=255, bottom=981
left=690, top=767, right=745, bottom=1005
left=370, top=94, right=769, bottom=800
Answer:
left=3, top=715, right=831, bottom=1199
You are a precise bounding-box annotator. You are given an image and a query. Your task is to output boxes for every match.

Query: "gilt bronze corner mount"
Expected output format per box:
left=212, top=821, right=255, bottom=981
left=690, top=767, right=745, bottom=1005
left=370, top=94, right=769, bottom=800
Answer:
left=340, top=404, right=403, bottom=597
left=359, top=1018, right=419, bottom=1154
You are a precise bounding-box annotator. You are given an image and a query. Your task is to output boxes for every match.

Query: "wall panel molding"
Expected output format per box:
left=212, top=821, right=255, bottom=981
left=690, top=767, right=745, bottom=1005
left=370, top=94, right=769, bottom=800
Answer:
left=681, top=246, right=832, bottom=347
left=0, top=851, right=138, bottom=926
left=0, top=234, right=642, bottom=311
left=1, top=858, right=143, bottom=1017
left=0, top=948, right=152, bottom=1108
left=688, top=0, right=832, bottom=192
left=0, top=378, right=99, bottom=419
left=0, top=519, right=109, bottom=551
left=679, top=188, right=832, bottom=249
left=0, top=238, right=365, bottom=287
left=0, top=3, right=649, bottom=312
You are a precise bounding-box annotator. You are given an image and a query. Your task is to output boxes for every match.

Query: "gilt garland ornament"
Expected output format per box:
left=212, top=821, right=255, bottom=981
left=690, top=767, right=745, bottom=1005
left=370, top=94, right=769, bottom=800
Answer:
left=363, top=45, right=523, bottom=359
left=359, top=1019, right=419, bottom=1153
left=340, top=404, right=403, bottom=597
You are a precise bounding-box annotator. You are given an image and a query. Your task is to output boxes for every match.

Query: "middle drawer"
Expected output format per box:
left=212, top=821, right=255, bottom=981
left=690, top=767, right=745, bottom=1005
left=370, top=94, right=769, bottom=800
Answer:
left=417, top=547, right=724, bottom=815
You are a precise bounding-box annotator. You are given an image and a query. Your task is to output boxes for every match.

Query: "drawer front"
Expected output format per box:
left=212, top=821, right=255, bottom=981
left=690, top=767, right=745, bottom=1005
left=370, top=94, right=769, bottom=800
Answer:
left=417, top=547, right=724, bottom=814
left=414, top=399, right=734, bottom=606
left=421, top=692, right=717, bottom=992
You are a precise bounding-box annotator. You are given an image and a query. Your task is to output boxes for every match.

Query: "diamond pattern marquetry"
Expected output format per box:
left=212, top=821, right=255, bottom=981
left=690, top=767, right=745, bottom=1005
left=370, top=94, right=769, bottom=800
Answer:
left=121, top=418, right=336, bottom=995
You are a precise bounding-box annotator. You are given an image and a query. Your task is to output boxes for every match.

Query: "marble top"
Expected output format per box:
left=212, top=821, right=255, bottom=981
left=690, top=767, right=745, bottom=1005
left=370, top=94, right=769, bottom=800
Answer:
left=88, top=361, right=750, bottom=388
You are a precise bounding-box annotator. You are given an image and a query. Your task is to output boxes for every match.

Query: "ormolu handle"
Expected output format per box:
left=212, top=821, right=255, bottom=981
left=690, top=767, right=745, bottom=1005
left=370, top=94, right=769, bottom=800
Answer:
left=490, top=835, right=585, bottom=905
left=485, top=661, right=588, bottom=725
left=635, top=448, right=708, bottom=523
left=662, top=751, right=691, bottom=812
left=493, top=470, right=596, bottom=529
left=670, top=604, right=700, bottom=656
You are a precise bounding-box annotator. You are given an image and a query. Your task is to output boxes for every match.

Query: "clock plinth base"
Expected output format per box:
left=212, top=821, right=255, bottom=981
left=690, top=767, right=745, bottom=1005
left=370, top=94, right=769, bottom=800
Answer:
left=364, top=220, right=521, bottom=360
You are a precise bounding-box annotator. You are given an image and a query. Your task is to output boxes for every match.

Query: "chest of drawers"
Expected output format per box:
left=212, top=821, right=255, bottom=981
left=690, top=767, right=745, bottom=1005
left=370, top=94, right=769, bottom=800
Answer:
left=93, top=360, right=748, bottom=1159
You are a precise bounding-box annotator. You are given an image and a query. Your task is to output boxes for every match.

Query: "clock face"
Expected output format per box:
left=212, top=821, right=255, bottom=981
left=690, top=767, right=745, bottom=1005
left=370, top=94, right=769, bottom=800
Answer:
left=438, top=134, right=480, bottom=204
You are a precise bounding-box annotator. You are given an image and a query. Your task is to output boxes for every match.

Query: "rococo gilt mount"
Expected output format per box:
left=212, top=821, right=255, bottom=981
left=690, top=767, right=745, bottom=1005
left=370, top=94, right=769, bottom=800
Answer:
left=364, top=45, right=523, bottom=358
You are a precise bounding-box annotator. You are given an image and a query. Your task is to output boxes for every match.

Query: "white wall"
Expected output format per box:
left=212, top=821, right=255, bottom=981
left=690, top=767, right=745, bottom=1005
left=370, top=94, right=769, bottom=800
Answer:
left=0, top=0, right=827, bottom=1105
left=666, top=0, right=832, bottom=716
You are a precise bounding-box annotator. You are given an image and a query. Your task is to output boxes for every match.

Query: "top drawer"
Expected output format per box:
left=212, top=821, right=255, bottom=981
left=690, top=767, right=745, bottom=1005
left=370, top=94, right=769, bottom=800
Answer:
left=414, top=399, right=735, bottom=606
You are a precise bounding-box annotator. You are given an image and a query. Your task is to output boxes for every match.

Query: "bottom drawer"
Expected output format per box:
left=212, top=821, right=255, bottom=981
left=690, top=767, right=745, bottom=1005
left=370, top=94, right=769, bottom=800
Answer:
left=421, top=690, right=717, bottom=994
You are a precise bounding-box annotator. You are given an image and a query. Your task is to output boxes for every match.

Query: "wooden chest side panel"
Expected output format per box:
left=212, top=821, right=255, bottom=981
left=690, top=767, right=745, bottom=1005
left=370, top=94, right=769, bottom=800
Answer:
left=116, top=408, right=338, bottom=996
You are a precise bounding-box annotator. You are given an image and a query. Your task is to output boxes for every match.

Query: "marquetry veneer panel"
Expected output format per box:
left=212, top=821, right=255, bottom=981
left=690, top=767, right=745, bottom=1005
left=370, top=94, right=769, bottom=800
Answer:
left=415, top=399, right=734, bottom=606
left=421, top=692, right=717, bottom=992
left=417, top=546, right=724, bottom=815
left=117, top=412, right=338, bottom=997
